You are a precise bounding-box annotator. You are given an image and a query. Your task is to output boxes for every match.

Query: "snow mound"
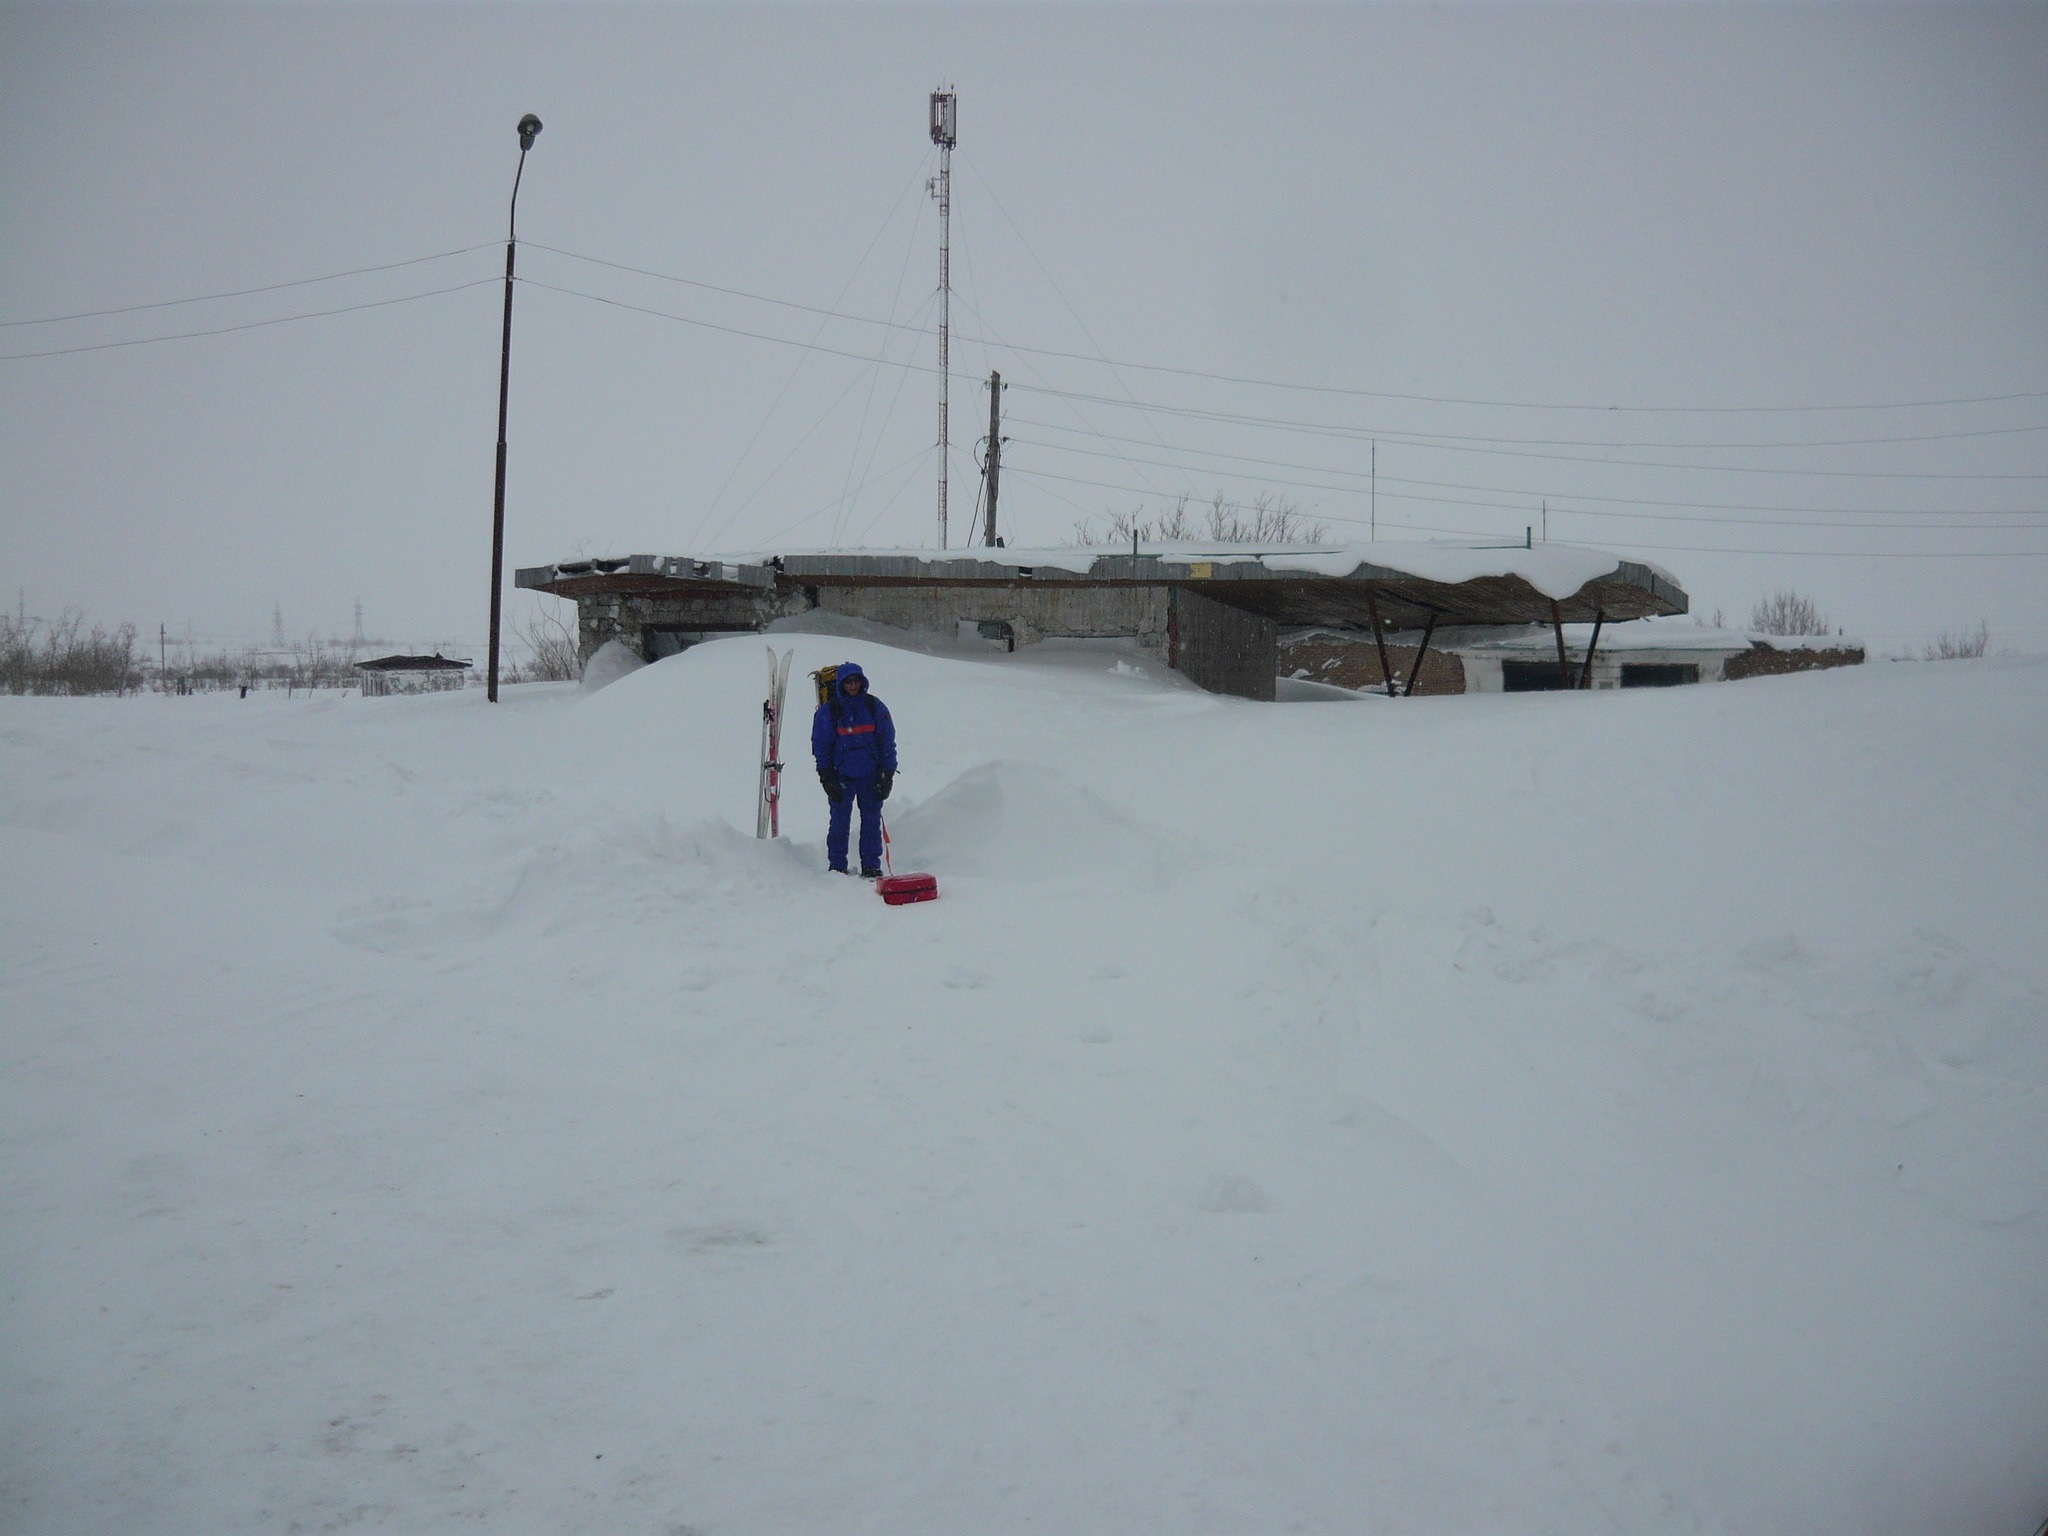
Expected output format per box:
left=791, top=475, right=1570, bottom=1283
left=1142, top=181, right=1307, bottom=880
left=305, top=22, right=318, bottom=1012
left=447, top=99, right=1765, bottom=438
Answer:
left=579, top=638, right=646, bottom=693
left=334, top=813, right=813, bottom=955
left=888, top=759, right=1192, bottom=886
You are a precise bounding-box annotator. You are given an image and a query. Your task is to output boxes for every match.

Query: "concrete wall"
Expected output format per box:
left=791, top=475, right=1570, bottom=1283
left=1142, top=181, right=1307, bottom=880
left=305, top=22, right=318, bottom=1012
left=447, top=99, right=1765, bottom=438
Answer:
left=574, top=591, right=792, bottom=665
left=814, top=584, right=1170, bottom=646
left=1170, top=586, right=1277, bottom=702
left=566, top=581, right=1283, bottom=702
left=1458, top=646, right=1761, bottom=691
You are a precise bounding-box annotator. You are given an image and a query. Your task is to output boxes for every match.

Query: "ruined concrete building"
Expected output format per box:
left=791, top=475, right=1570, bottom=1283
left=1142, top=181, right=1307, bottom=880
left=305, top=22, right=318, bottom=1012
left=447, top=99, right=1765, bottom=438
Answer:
left=516, top=543, right=1689, bottom=701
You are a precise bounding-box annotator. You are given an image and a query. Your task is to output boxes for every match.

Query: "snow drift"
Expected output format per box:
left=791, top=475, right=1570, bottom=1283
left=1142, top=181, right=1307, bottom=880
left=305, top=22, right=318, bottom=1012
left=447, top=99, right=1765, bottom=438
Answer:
left=2, top=638, right=2044, bottom=1535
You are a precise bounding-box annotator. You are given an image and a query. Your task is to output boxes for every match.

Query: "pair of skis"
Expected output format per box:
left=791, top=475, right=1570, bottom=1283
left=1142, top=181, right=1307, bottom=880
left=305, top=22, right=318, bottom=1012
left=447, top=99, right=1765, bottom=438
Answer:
left=756, top=646, right=793, bottom=839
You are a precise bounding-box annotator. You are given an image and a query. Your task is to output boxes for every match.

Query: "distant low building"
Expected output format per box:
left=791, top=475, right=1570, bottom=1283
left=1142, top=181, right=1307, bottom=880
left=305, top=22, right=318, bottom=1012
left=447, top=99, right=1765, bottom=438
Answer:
left=355, top=653, right=473, bottom=697
left=1281, top=621, right=1864, bottom=694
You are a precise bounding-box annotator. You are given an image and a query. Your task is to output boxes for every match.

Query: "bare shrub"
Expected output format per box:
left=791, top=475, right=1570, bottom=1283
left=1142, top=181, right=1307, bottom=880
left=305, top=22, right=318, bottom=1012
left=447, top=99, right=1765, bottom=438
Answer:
left=1923, top=621, right=1989, bottom=660
left=1749, top=589, right=1832, bottom=636
left=1073, top=491, right=1327, bottom=547
left=1073, top=500, right=1197, bottom=546
left=515, top=609, right=582, bottom=681
left=0, top=610, right=141, bottom=695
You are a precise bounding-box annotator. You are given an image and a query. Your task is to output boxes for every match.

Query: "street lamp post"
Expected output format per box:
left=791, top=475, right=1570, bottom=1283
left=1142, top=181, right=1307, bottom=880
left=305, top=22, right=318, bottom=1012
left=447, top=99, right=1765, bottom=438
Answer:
left=488, top=112, right=542, bottom=703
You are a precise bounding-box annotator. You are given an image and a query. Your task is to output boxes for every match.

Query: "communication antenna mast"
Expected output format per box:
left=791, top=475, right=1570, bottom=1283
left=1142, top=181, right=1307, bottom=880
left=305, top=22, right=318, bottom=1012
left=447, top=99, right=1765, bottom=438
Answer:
left=928, top=87, right=957, bottom=548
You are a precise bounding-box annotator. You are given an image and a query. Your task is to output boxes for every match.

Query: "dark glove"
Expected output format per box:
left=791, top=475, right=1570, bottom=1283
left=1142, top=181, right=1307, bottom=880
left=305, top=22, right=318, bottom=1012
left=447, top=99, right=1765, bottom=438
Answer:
left=819, top=770, right=843, bottom=803
left=875, top=770, right=894, bottom=803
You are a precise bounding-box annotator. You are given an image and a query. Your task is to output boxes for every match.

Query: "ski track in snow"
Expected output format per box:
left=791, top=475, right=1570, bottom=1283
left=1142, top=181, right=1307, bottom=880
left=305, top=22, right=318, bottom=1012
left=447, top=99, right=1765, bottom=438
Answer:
left=2, top=640, right=2045, bottom=1535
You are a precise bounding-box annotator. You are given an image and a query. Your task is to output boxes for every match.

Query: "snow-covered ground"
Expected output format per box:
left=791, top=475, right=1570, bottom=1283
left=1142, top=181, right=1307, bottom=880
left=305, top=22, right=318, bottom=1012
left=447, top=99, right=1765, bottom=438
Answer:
left=4, top=629, right=2044, bottom=1535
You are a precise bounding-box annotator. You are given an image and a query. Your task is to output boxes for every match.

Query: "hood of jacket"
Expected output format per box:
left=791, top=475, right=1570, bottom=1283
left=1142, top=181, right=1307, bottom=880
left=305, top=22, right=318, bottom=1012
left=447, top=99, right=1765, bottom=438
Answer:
left=835, top=661, right=870, bottom=693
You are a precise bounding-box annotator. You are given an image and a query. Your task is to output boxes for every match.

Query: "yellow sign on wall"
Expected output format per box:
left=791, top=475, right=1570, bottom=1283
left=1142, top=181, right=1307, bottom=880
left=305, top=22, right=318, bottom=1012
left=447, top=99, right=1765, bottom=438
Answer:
left=1189, top=562, right=1214, bottom=579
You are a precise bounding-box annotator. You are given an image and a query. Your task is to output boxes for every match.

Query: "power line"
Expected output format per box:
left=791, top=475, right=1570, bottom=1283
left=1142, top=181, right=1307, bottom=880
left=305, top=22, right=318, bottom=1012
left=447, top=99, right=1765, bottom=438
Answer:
left=1006, top=384, right=2048, bottom=480
left=834, top=188, right=938, bottom=546
left=976, top=348, right=2048, bottom=418
left=1002, top=466, right=2048, bottom=557
left=685, top=151, right=934, bottom=552
left=0, top=243, right=498, bottom=329
left=523, top=240, right=2048, bottom=417
left=1004, top=434, right=2048, bottom=530
left=17, top=230, right=2046, bottom=428
left=696, top=323, right=929, bottom=555
left=754, top=444, right=937, bottom=547
left=957, top=152, right=1205, bottom=497
left=948, top=278, right=1187, bottom=511
left=0, top=278, right=502, bottom=361
left=1005, top=415, right=2047, bottom=518
left=517, top=277, right=948, bottom=379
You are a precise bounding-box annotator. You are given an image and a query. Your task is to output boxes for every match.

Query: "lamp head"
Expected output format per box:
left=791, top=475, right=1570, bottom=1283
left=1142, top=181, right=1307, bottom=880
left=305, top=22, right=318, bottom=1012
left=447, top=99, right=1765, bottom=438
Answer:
left=517, top=114, right=542, bottom=151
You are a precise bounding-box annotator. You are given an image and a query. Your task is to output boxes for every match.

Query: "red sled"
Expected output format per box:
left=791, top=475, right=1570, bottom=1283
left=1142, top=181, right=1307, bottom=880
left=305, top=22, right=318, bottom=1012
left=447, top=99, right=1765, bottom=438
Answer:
left=874, top=814, right=935, bottom=905
left=876, top=872, right=938, bottom=906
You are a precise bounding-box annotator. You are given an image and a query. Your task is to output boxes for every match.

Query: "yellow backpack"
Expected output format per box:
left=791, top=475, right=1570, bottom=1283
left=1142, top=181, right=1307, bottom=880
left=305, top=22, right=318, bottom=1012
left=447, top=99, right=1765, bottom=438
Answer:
left=809, top=664, right=839, bottom=707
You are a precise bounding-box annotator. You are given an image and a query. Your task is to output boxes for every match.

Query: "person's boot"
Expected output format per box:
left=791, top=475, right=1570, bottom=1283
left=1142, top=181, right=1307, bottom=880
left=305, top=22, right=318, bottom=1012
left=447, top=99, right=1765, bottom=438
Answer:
left=860, top=867, right=883, bottom=879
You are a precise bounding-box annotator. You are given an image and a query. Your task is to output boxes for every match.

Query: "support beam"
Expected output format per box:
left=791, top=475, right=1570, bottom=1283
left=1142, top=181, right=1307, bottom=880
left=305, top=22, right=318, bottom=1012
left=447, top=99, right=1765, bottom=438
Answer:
left=1403, top=610, right=1439, bottom=697
left=1551, top=600, right=1572, bottom=690
left=1364, top=586, right=1396, bottom=697
left=1578, top=609, right=1605, bottom=691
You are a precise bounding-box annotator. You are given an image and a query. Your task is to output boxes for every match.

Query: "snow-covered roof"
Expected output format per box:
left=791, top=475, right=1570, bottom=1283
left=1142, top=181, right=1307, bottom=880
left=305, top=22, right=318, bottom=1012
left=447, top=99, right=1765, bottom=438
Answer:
left=356, top=653, right=474, bottom=672
left=518, top=539, right=1690, bottom=628
left=1744, top=632, right=1866, bottom=652
left=725, top=540, right=1679, bottom=606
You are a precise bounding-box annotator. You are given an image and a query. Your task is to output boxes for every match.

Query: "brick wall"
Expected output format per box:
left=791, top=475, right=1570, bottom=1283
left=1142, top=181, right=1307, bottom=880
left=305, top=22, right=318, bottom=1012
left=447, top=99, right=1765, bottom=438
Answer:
left=1723, top=645, right=1865, bottom=681
left=1171, top=587, right=1277, bottom=702
left=1280, top=631, right=1467, bottom=696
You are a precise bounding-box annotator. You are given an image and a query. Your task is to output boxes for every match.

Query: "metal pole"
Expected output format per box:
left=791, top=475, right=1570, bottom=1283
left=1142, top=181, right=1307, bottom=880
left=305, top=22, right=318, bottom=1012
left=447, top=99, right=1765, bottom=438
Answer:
left=929, top=90, right=956, bottom=549
left=935, top=146, right=952, bottom=548
left=1364, top=586, right=1396, bottom=697
left=489, top=117, right=540, bottom=702
left=1578, top=609, right=1605, bottom=690
left=1370, top=440, right=1376, bottom=540
left=1550, top=600, right=1572, bottom=690
left=1403, top=610, right=1438, bottom=697
left=982, top=370, right=1002, bottom=546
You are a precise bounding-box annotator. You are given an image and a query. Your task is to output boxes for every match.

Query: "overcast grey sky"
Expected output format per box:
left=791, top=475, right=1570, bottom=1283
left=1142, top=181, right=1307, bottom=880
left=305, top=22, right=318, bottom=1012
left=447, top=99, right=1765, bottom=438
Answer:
left=2, top=2, right=2043, bottom=655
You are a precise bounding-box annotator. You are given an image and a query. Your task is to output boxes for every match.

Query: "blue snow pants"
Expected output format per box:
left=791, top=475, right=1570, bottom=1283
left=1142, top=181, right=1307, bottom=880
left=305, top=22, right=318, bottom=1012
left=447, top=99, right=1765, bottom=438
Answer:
left=827, top=774, right=884, bottom=872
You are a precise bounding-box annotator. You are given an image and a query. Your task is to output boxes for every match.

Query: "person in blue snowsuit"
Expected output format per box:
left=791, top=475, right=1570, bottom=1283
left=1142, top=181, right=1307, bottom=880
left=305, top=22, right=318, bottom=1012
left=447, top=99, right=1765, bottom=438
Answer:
left=812, top=661, right=897, bottom=877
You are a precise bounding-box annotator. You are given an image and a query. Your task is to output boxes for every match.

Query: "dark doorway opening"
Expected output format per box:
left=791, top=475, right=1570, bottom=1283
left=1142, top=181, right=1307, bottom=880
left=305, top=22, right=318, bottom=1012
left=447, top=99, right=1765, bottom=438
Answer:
left=645, top=624, right=759, bottom=661
left=1502, top=660, right=1572, bottom=692
left=1620, top=663, right=1700, bottom=688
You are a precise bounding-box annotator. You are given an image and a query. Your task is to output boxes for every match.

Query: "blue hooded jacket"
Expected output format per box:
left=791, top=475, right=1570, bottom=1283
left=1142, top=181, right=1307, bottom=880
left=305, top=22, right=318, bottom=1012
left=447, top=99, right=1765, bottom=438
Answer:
left=812, top=661, right=897, bottom=780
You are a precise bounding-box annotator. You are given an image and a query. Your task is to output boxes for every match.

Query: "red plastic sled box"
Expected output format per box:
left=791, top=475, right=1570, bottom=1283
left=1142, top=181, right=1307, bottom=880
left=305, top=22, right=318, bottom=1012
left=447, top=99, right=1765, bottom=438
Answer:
left=876, top=872, right=938, bottom=906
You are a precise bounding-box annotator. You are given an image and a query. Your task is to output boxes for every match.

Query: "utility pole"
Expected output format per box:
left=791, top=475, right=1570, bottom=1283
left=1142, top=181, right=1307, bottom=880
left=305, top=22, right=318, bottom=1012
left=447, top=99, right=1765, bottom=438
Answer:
left=929, top=88, right=956, bottom=549
left=1542, top=499, right=1548, bottom=543
left=159, top=623, right=167, bottom=687
left=488, top=112, right=543, bottom=703
left=1370, top=440, right=1377, bottom=541
left=982, top=370, right=1004, bottom=546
